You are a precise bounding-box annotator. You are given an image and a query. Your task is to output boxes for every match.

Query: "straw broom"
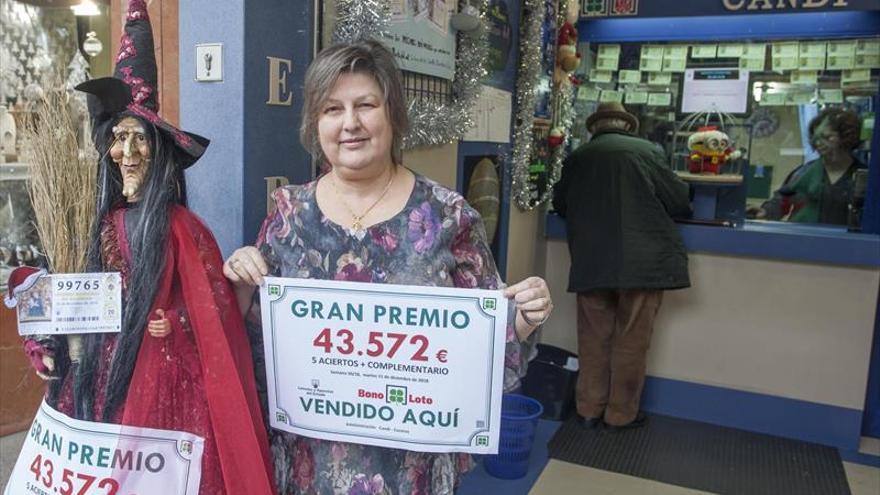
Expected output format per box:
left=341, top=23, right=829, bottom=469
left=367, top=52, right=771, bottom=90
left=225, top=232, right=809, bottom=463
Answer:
left=20, top=88, right=98, bottom=368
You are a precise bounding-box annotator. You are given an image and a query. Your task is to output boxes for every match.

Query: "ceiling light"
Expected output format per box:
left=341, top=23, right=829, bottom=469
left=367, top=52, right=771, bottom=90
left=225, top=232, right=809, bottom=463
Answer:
left=71, top=0, right=100, bottom=17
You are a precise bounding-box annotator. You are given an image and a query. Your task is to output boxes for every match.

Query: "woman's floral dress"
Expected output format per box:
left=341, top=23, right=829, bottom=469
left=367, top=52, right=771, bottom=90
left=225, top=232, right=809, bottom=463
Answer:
left=247, top=173, right=530, bottom=494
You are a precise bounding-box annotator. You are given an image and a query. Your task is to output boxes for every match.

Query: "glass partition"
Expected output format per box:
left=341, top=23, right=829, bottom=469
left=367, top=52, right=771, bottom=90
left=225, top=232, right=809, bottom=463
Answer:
left=570, top=37, right=878, bottom=230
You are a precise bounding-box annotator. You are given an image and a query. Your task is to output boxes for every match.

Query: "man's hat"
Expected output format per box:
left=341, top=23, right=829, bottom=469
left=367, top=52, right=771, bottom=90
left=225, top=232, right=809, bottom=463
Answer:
left=585, top=102, right=639, bottom=134
left=4, top=266, right=47, bottom=308
left=74, top=0, right=208, bottom=168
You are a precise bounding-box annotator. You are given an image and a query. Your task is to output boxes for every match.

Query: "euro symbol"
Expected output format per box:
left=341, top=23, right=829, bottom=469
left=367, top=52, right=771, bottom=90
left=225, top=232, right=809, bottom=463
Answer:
left=436, top=349, right=448, bottom=363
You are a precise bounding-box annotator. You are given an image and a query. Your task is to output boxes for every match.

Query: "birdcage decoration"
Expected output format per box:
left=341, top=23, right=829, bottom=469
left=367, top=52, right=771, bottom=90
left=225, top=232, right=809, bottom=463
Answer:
left=671, top=108, right=752, bottom=185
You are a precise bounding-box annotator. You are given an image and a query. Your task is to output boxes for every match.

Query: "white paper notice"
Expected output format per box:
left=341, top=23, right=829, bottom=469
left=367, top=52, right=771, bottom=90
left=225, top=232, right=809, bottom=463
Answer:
left=599, top=90, right=623, bottom=103
left=578, top=86, right=601, bottom=102
left=681, top=68, right=749, bottom=114
left=841, top=68, right=871, bottom=84
left=647, top=72, right=673, bottom=86
left=791, top=70, right=818, bottom=85
left=463, top=85, right=513, bottom=143
left=691, top=45, right=718, bottom=59
left=818, top=89, right=844, bottom=104
left=618, top=70, right=642, bottom=84
left=760, top=92, right=786, bottom=106
left=589, top=69, right=613, bottom=83
left=625, top=91, right=649, bottom=104
left=647, top=92, right=672, bottom=107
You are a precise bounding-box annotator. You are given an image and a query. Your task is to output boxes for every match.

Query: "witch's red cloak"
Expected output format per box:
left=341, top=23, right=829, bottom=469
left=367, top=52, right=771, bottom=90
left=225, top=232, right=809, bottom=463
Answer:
left=56, top=205, right=274, bottom=494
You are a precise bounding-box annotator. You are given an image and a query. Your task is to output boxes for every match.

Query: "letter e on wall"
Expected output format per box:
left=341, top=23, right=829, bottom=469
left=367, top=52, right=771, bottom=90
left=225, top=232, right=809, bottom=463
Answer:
left=267, top=56, right=293, bottom=106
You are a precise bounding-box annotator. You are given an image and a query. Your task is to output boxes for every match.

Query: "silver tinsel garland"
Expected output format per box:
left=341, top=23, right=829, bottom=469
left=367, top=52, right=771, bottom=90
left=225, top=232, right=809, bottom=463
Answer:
left=510, top=0, right=546, bottom=210
left=332, top=0, right=391, bottom=43
left=333, top=0, right=490, bottom=150
left=543, top=76, right=575, bottom=205
left=511, top=0, right=578, bottom=211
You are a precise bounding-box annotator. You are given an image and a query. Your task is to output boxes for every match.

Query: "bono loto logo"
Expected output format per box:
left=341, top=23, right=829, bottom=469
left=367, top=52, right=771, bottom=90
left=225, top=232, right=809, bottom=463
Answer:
left=359, top=386, right=436, bottom=406
left=386, top=385, right=407, bottom=405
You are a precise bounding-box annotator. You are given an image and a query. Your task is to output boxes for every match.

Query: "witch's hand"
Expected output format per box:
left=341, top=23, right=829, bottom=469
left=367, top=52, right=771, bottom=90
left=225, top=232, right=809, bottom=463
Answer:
left=24, top=339, right=56, bottom=380
left=148, top=309, right=171, bottom=338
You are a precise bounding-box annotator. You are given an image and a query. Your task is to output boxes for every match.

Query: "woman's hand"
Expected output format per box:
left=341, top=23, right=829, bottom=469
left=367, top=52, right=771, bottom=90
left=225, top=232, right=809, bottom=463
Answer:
left=147, top=309, right=171, bottom=338
left=224, top=246, right=269, bottom=314
left=504, top=276, right=553, bottom=341
left=224, top=246, right=268, bottom=287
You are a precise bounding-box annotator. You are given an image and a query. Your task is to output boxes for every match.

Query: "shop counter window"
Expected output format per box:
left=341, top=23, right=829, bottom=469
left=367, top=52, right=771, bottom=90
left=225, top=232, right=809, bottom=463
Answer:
left=567, top=37, right=877, bottom=233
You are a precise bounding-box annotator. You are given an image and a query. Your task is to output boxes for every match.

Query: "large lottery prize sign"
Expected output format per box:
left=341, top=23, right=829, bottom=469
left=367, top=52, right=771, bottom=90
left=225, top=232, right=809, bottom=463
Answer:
left=261, top=278, right=508, bottom=454
left=4, top=401, right=204, bottom=495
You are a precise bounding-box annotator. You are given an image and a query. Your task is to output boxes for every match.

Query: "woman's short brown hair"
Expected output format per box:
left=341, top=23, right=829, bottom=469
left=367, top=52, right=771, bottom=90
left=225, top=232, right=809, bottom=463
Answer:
left=300, top=40, right=409, bottom=167
left=809, top=107, right=862, bottom=150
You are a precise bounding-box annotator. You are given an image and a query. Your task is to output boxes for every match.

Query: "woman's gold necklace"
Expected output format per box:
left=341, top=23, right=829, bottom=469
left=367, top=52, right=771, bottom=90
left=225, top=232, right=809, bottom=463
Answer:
left=330, top=169, right=395, bottom=231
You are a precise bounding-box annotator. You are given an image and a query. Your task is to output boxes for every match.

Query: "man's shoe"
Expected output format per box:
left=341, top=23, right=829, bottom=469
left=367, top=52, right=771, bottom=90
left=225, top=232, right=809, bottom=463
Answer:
left=576, top=414, right=601, bottom=430
left=604, top=412, right=648, bottom=431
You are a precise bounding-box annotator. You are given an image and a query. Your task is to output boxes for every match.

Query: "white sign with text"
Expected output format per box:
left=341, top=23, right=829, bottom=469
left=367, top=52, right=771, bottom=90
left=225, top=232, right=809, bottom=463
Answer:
left=4, top=400, right=203, bottom=495
left=261, top=278, right=508, bottom=454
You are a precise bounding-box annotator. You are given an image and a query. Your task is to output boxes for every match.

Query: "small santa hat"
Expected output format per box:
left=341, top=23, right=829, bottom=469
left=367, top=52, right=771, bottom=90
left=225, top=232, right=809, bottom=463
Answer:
left=4, top=266, right=47, bottom=308
left=688, top=126, right=725, bottom=147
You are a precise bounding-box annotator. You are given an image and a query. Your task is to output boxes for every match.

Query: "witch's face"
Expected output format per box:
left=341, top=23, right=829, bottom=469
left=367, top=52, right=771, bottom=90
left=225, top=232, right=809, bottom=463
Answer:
left=110, top=117, right=151, bottom=202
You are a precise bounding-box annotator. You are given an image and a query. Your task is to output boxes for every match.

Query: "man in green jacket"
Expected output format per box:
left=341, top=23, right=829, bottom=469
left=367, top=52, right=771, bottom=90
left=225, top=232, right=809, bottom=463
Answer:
left=552, top=102, right=691, bottom=430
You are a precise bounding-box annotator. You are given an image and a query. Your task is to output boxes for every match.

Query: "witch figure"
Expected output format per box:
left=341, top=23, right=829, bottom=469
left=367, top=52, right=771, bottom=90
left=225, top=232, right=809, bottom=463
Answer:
left=16, top=1, right=274, bottom=493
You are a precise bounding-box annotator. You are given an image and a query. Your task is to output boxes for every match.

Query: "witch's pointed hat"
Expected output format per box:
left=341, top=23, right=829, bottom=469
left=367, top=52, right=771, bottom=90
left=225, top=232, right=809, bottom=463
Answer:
left=75, top=0, right=208, bottom=167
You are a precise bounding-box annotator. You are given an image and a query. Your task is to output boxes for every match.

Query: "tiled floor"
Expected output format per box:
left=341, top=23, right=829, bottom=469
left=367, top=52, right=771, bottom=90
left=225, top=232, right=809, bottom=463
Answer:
left=457, top=418, right=880, bottom=495
left=2, top=426, right=879, bottom=493
left=529, top=459, right=880, bottom=495
left=0, top=431, right=26, bottom=488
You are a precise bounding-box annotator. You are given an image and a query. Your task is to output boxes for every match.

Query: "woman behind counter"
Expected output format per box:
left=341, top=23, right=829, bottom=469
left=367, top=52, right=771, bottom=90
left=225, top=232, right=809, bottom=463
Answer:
left=754, top=107, right=865, bottom=225
left=223, top=40, right=553, bottom=494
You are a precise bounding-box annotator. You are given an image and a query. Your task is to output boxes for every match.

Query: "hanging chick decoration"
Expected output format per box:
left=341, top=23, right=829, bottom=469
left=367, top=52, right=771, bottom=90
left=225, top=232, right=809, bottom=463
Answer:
left=556, top=2, right=581, bottom=74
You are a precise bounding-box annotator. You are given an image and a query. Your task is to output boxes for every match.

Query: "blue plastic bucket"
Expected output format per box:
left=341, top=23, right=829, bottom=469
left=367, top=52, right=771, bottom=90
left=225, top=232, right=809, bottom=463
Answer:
left=483, top=393, right=544, bottom=479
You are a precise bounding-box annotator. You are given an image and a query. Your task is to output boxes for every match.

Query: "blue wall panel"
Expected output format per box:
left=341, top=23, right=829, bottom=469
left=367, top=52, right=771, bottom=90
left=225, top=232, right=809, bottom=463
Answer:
left=641, top=376, right=864, bottom=451
left=181, top=0, right=314, bottom=255
left=180, top=0, right=246, bottom=257
left=586, top=1, right=879, bottom=18
left=579, top=11, right=880, bottom=43
left=242, top=0, right=314, bottom=246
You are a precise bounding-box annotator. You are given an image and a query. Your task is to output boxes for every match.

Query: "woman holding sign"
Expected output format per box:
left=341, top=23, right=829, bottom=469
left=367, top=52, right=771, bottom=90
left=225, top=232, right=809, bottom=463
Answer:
left=224, top=40, right=553, bottom=494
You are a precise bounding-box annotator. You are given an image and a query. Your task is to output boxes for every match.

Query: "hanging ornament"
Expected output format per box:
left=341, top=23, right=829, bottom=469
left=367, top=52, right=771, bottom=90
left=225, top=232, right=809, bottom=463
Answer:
left=510, top=0, right=578, bottom=211
left=745, top=107, right=779, bottom=139
left=82, top=31, right=102, bottom=58
left=547, top=127, right=564, bottom=148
